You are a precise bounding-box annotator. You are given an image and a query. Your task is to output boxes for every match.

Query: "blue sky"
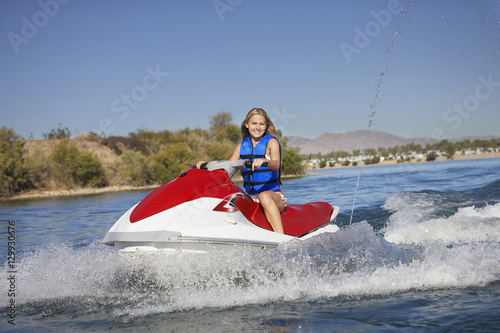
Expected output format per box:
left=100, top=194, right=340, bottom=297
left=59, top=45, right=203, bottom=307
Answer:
left=1, top=0, right=499, bottom=140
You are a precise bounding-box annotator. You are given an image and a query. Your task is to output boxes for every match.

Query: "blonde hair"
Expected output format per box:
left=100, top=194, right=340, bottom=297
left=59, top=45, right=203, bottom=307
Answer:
left=241, top=108, right=277, bottom=140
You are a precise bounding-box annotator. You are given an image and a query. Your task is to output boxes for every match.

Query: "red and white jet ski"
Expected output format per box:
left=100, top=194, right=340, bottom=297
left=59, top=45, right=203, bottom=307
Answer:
left=103, top=160, right=339, bottom=253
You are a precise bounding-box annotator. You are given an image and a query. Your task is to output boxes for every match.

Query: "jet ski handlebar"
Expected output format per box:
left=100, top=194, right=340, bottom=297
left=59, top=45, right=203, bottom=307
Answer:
left=197, top=160, right=267, bottom=178
left=244, top=160, right=269, bottom=168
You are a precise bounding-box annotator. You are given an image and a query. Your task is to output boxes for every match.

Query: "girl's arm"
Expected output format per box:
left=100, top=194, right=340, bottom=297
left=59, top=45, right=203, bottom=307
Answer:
left=229, top=142, right=241, bottom=160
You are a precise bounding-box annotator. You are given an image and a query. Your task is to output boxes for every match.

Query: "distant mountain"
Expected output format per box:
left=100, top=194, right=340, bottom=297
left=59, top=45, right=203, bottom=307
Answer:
left=285, top=130, right=497, bottom=155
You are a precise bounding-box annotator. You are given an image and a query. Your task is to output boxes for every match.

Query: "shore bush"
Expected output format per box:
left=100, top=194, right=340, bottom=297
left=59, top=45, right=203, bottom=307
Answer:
left=150, top=142, right=197, bottom=183
left=114, top=149, right=152, bottom=186
left=282, top=147, right=305, bottom=174
left=43, top=123, right=71, bottom=139
left=205, top=141, right=234, bottom=161
left=1, top=112, right=307, bottom=197
left=24, top=148, right=52, bottom=189
left=0, top=127, right=30, bottom=196
left=51, top=140, right=107, bottom=188
left=210, top=111, right=240, bottom=143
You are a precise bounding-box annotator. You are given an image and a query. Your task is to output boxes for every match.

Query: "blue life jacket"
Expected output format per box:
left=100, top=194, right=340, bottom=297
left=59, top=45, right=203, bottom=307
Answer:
left=239, top=134, right=282, bottom=195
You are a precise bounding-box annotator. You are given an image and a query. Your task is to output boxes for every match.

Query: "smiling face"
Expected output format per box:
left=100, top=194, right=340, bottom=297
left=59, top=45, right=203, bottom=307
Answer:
left=245, top=114, right=267, bottom=141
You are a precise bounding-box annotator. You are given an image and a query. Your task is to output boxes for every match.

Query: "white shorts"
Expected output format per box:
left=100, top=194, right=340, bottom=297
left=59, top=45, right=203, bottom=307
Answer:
left=249, top=192, right=287, bottom=205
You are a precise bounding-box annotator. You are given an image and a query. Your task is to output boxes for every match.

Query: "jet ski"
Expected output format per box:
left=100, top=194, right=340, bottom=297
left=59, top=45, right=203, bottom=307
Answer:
left=103, top=159, right=340, bottom=253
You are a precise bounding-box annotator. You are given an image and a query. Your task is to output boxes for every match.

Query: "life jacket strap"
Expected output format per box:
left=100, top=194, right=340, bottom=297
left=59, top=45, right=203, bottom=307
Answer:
left=240, top=153, right=266, bottom=160
left=243, top=179, right=280, bottom=187
left=240, top=168, right=271, bottom=177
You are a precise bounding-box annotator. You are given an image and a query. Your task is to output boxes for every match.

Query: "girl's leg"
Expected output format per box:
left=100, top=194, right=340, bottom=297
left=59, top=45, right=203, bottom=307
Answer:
left=258, top=191, right=285, bottom=233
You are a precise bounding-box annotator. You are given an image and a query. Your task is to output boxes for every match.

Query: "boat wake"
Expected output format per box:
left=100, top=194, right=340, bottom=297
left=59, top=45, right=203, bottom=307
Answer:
left=383, top=194, right=500, bottom=244
left=3, top=180, right=500, bottom=322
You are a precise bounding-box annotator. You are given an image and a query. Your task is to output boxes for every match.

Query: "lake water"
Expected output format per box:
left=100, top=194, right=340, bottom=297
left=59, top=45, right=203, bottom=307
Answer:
left=1, top=158, right=500, bottom=332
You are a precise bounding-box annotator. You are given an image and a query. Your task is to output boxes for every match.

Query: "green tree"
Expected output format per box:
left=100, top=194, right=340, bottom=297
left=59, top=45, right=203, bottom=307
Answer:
left=0, top=127, right=30, bottom=197
left=206, top=141, right=234, bottom=161
left=115, top=149, right=152, bottom=186
left=426, top=151, right=436, bottom=161
left=210, top=111, right=232, bottom=131
left=365, top=148, right=377, bottom=156
left=490, top=138, right=499, bottom=150
left=24, top=148, right=51, bottom=190
left=281, top=146, right=304, bottom=174
left=280, top=137, right=305, bottom=175
left=445, top=142, right=456, bottom=159
left=51, top=140, right=106, bottom=187
left=210, top=111, right=240, bottom=143
left=151, top=142, right=196, bottom=183
left=76, top=152, right=107, bottom=187
left=43, top=123, right=72, bottom=139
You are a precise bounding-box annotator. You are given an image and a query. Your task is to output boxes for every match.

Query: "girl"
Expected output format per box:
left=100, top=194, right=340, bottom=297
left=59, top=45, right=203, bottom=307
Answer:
left=199, top=108, right=286, bottom=233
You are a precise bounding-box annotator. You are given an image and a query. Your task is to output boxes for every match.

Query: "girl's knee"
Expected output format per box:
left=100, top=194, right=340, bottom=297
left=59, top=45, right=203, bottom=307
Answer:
left=258, top=192, right=273, bottom=205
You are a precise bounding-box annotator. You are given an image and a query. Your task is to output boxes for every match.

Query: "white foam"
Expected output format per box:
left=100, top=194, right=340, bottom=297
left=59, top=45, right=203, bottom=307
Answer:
left=2, top=220, right=499, bottom=321
left=383, top=196, right=500, bottom=244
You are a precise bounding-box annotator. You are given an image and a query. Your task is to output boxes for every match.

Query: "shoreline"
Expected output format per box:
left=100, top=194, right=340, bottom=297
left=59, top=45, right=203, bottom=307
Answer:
left=307, top=151, right=500, bottom=170
left=2, top=185, right=159, bottom=202
left=4, top=152, right=499, bottom=202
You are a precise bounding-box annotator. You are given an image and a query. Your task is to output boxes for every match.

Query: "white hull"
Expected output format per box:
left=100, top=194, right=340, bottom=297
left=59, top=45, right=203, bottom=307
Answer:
left=103, top=198, right=340, bottom=253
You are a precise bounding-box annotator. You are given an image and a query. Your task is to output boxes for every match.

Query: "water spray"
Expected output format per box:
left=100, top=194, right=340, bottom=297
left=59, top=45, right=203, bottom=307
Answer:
left=349, top=3, right=413, bottom=225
